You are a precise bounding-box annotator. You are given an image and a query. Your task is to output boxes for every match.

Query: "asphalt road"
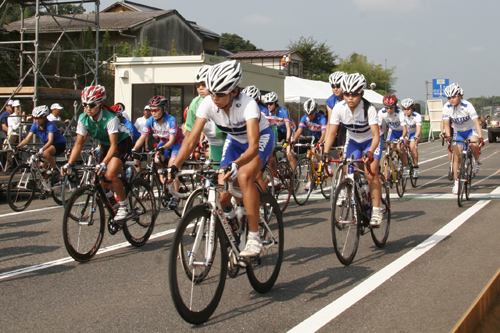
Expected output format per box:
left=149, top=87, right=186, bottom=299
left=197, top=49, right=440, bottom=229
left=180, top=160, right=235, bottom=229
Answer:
left=1, top=134, right=500, bottom=332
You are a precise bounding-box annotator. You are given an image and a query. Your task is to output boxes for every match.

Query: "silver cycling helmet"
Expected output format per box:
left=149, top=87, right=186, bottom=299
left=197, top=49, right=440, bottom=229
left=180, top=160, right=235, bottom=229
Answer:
left=444, top=83, right=464, bottom=97
left=242, top=85, right=261, bottom=100
left=195, top=65, right=211, bottom=83
left=329, top=71, right=347, bottom=87
left=206, top=60, right=242, bottom=94
left=303, top=98, right=318, bottom=115
left=401, top=98, right=415, bottom=109
left=341, top=73, right=367, bottom=93
left=264, top=92, right=278, bottom=104
left=32, top=105, right=50, bottom=118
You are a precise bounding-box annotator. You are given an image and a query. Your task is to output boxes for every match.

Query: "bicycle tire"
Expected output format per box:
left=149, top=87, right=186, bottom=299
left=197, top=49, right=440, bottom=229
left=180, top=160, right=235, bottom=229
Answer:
left=182, top=187, right=208, bottom=217
left=7, top=164, right=36, bottom=212
left=122, top=178, right=157, bottom=247
left=408, top=156, right=417, bottom=187
left=331, top=179, right=360, bottom=266
left=457, top=157, right=466, bottom=207
left=320, top=162, right=334, bottom=199
left=61, top=169, right=83, bottom=209
left=169, top=204, right=227, bottom=324
left=395, top=165, right=405, bottom=198
left=276, top=161, right=292, bottom=213
left=62, top=185, right=105, bottom=262
left=380, top=154, right=392, bottom=189
left=330, top=163, right=345, bottom=202
left=465, top=156, right=472, bottom=200
left=135, top=169, right=162, bottom=217
left=246, top=193, right=284, bottom=293
left=171, top=165, right=198, bottom=218
left=371, top=175, right=391, bottom=247
left=292, top=157, right=312, bottom=205
left=50, top=172, right=66, bottom=206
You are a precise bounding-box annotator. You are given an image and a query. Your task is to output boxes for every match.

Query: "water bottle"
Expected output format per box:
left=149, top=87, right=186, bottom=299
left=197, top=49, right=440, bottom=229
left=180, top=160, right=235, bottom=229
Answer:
left=223, top=206, right=238, bottom=231
left=125, top=166, right=132, bottom=181
left=359, top=174, right=370, bottom=206
left=393, top=157, right=400, bottom=171
left=235, top=204, right=246, bottom=233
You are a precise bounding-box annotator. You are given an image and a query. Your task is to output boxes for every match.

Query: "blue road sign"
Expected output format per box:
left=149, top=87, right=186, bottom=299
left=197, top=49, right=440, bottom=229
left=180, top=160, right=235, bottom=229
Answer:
left=433, top=79, right=449, bottom=98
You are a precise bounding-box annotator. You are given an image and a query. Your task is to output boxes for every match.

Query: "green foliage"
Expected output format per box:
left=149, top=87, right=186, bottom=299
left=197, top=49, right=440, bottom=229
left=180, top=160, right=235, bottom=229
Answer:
left=170, top=39, right=178, bottom=56
left=46, top=4, right=85, bottom=15
left=2, top=3, right=84, bottom=26
left=337, top=52, right=397, bottom=95
left=468, top=96, right=500, bottom=109
left=116, top=42, right=132, bottom=57
left=135, top=37, right=152, bottom=57
left=220, top=33, right=262, bottom=53
left=287, top=36, right=338, bottom=80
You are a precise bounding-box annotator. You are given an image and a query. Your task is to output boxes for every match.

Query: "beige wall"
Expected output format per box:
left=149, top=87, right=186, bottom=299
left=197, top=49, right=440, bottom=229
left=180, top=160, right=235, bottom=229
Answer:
left=114, top=54, right=285, bottom=119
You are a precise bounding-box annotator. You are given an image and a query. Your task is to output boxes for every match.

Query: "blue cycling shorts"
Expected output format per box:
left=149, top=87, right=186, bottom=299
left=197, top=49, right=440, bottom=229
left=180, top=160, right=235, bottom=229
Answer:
left=345, top=137, right=383, bottom=161
left=453, top=128, right=478, bottom=146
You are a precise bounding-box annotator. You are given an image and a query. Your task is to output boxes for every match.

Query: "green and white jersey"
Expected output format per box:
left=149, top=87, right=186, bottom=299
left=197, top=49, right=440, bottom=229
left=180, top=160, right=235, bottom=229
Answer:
left=76, top=109, right=130, bottom=146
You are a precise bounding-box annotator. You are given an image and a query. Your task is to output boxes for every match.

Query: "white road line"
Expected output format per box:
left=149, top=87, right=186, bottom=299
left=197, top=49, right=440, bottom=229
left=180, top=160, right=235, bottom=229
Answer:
left=0, top=205, right=62, bottom=218
left=287, top=196, right=493, bottom=333
left=390, top=192, right=500, bottom=200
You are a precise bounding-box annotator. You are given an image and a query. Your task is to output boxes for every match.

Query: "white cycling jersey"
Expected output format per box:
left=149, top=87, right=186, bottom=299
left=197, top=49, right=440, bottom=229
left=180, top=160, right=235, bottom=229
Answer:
left=442, top=99, right=478, bottom=132
left=401, top=112, right=422, bottom=134
left=330, top=99, right=378, bottom=143
left=196, top=93, right=270, bottom=144
left=378, top=108, right=404, bottom=131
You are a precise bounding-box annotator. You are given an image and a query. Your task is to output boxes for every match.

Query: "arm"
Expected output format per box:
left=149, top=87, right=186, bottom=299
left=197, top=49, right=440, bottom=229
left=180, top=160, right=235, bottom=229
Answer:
left=67, top=134, right=85, bottom=166
left=368, top=124, right=381, bottom=154
left=18, top=132, right=34, bottom=148
left=472, top=118, right=483, bottom=139
left=292, top=127, right=303, bottom=143
left=132, top=134, right=147, bottom=150
left=323, top=123, right=339, bottom=154
left=173, top=117, right=207, bottom=168
left=285, top=122, right=292, bottom=142
left=42, top=132, right=54, bottom=151
left=444, top=118, right=451, bottom=138
left=415, top=125, right=422, bottom=141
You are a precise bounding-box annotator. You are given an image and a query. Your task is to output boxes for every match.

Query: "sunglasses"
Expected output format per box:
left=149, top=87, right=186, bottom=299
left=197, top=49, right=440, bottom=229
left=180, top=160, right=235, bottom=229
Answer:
left=196, top=83, right=206, bottom=88
left=447, top=95, right=460, bottom=99
left=82, top=102, right=99, bottom=109
left=343, top=92, right=362, bottom=97
left=266, top=102, right=274, bottom=106
left=150, top=108, right=162, bottom=113
left=331, top=84, right=341, bottom=89
left=210, top=92, right=229, bottom=98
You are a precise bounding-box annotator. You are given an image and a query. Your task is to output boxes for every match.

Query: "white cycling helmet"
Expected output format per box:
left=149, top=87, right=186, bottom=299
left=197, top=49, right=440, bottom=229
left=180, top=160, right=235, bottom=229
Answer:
left=303, top=98, right=318, bottom=115
left=264, top=92, right=278, bottom=104
left=401, top=98, right=415, bottom=109
left=81, top=85, right=106, bottom=105
left=341, top=73, right=366, bottom=93
left=242, top=85, right=261, bottom=100
left=206, top=60, right=242, bottom=94
left=444, top=83, right=464, bottom=97
left=329, top=71, right=347, bottom=87
left=32, top=105, right=50, bottom=118
left=195, top=65, right=211, bottom=83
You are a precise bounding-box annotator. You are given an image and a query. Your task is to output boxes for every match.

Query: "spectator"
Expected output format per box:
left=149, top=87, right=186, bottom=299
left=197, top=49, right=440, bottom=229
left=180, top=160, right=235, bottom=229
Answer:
left=48, top=103, right=70, bottom=123
left=0, top=100, right=14, bottom=134
left=4, top=100, right=21, bottom=172
left=134, top=105, right=151, bottom=133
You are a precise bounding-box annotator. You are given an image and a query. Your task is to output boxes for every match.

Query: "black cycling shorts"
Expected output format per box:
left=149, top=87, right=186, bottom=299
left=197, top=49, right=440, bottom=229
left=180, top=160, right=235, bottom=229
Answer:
left=99, top=137, right=133, bottom=163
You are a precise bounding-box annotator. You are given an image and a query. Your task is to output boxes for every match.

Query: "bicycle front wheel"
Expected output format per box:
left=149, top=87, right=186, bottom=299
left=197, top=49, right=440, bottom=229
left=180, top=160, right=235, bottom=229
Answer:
left=61, top=170, right=83, bottom=209
left=395, top=165, right=405, bottom=198
left=7, top=164, right=36, bottom=212
left=276, top=161, right=292, bottom=213
left=320, top=162, right=334, bottom=199
left=292, top=157, right=312, bottom=205
left=409, top=158, right=417, bottom=187
left=122, top=178, right=156, bottom=247
left=331, top=179, right=360, bottom=266
left=246, top=193, right=284, bottom=293
left=465, top=157, right=472, bottom=200
left=62, top=186, right=105, bottom=262
left=371, top=175, right=391, bottom=247
left=169, top=204, right=227, bottom=324
left=457, top=159, right=466, bottom=207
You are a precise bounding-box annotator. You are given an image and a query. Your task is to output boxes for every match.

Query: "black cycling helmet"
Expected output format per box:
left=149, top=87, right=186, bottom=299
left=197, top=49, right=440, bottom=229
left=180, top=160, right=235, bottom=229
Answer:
left=149, top=95, right=169, bottom=109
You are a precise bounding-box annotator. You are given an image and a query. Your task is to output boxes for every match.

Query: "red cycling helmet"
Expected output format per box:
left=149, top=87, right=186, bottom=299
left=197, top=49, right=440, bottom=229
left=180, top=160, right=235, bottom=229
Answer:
left=81, top=85, right=106, bottom=105
left=183, top=106, right=188, bottom=121
left=383, top=93, right=398, bottom=108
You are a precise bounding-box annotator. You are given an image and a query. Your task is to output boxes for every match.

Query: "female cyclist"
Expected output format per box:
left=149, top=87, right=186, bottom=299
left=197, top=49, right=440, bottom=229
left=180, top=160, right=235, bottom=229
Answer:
left=63, top=85, right=132, bottom=223
left=378, top=94, right=404, bottom=165
left=18, top=105, right=67, bottom=172
left=323, top=73, right=383, bottom=226
left=442, top=83, right=484, bottom=194
left=400, top=98, right=422, bottom=178
left=168, top=60, right=274, bottom=257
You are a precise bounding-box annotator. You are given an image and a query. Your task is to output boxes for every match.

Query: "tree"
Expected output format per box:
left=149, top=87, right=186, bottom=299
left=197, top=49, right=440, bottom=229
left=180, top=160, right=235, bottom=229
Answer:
left=287, top=36, right=338, bottom=81
left=337, top=52, right=397, bottom=95
left=220, top=33, right=262, bottom=53
left=135, top=37, right=152, bottom=57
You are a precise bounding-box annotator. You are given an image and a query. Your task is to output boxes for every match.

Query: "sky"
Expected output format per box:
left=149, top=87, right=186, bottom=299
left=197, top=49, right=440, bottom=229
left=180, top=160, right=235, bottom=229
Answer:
left=95, top=0, right=500, bottom=102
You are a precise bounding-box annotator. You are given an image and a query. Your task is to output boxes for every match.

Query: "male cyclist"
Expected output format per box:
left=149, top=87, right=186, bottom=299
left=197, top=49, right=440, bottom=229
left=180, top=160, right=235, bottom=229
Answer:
left=442, top=83, right=484, bottom=194
left=400, top=98, right=422, bottom=178
left=132, top=95, right=184, bottom=208
left=167, top=60, right=274, bottom=257
left=63, top=85, right=132, bottom=223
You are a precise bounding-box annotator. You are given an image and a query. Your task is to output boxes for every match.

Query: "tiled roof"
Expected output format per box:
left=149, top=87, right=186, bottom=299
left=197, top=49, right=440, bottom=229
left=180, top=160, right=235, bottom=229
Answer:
left=229, top=50, right=306, bottom=60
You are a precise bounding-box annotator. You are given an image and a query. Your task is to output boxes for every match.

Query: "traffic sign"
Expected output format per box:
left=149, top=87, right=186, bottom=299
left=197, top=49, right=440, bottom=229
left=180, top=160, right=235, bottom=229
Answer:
left=433, top=79, right=449, bottom=98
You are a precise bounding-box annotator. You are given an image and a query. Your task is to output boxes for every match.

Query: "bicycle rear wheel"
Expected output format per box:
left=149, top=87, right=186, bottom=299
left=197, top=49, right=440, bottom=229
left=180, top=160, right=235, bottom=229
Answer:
left=331, top=179, right=360, bottom=266
left=395, top=165, right=405, bottom=198
left=276, top=161, right=292, bottom=213
left=135, top=169, right=161, bottom=217
left=7, top=164, right=36, bottom=212
left=63, top=186, right=105, bottom=262
left=409, top=157, right=417, bottom=187
left=371, top=175, right=391, bottom=247
left=292, top=157, right=312, bottom=205
left=122, top=178, right=156, bottom=247
left=246, top=193, right=284, bottom=293
left=169, top=204, right=227, bottom=325
left=320, top=162, right=333, bottom=199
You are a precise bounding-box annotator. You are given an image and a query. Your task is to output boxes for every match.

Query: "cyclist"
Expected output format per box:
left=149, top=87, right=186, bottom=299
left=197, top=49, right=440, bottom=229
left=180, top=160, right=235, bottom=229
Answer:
left=442, top=83, right=484, bottom=194
left=167, top=60, right=274, bottom=257
left=17, top=105, right=67, bottom=172
left=400, top=98, right=422, bottom=178
left=323, top=73, right=383, bottom=226
left=111, top=103, right=141, bottom=144
left=63, top=85, right=132, bottom=223
left=244, top=85, right=279, bottom=185
left=185, top=65, right=226, bottom=167
left=289, top=98, right=327, bottom=190
left=326, top=71, right=347, bottom=154
left=378, top=94, right=404, bottom=172
left=132, top=95, right=184, bottom=208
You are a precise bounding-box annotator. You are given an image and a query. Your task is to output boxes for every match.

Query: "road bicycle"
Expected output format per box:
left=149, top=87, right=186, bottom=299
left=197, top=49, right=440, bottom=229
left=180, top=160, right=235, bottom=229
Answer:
left=380, top=140, right=405, bottom=198
left=454, top=139, right=478, bottom=207
left=133, top=147, right=195, bottom=217
left=401, top=143, right=418, bottom=187
left=62, top=165, right=156, bottom=262
left=331, top=156, right=391, bottom=266
left=442, top=137, right=455, bottom=181
left=291, top=143, right=333, bottom=205
left=6, top=147, right=76, bottom=211
left=270, top=145, right=292, bottom=213
left=168, top=168, right=284, bottom=324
